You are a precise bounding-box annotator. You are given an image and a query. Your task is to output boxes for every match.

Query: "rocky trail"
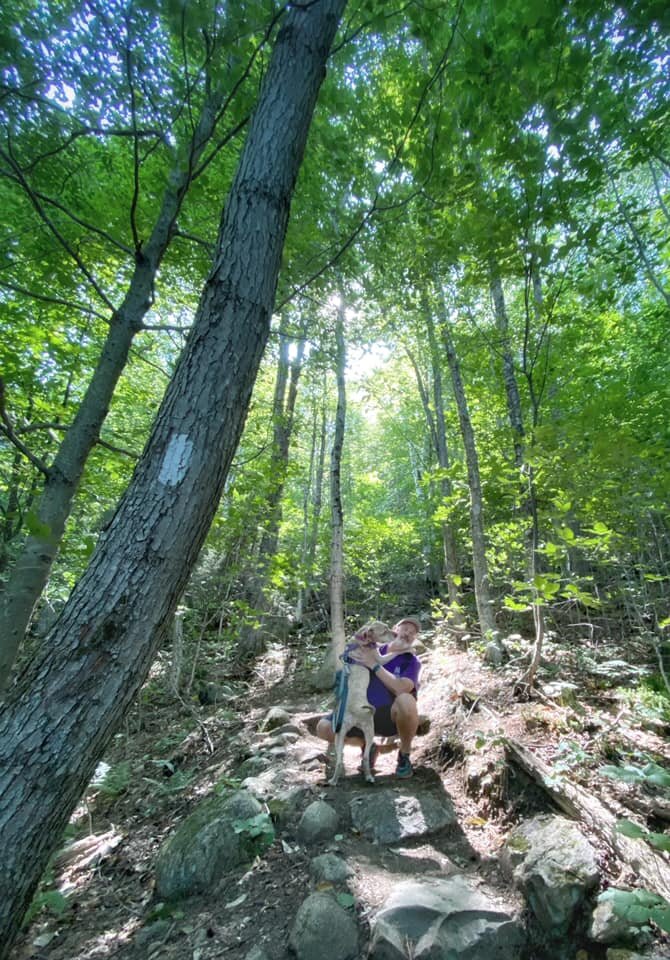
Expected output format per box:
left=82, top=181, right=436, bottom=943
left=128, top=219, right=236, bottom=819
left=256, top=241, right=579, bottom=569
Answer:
left=12, top=630, right=670, bottom=960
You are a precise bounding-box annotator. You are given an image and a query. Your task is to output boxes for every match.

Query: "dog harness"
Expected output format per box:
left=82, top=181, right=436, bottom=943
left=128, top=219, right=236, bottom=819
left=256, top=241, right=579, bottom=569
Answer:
left=332, top=646, right=360, bottom=733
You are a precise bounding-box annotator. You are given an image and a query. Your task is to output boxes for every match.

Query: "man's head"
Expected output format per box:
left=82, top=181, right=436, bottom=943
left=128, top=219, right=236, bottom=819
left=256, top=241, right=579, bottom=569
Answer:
left=392, top=616, right=421, bottom=646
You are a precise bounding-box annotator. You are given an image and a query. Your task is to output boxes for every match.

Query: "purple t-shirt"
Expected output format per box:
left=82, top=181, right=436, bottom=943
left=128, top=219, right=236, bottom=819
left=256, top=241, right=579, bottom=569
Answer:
left=367, top=644, right=421, bottom=708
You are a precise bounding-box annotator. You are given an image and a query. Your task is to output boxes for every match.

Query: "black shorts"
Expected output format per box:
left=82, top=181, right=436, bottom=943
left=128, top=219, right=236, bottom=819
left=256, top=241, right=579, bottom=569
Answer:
left=331, top=704, right=397, bottom=738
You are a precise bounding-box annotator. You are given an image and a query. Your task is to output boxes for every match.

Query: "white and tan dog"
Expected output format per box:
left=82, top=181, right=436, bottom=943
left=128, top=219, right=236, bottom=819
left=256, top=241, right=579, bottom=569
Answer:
left=329, top=620, right=395, bottom=786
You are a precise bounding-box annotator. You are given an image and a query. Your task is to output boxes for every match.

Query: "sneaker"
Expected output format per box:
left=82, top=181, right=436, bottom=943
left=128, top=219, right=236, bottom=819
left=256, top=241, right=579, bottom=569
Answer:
left=395, top=751, right=413, bottom=779
left=359, top=741, right=379, bottom=772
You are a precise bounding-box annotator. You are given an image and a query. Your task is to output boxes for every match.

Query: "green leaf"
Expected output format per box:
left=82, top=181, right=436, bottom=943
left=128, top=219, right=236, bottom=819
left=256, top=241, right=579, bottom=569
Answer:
left=336, top=892, right=355, bottom=908
left=599, top=764, right=644, bottom=784
left=616, top=819, right=646, bottom=839
left=647, top=832, right=670, bottom=852
left=591, top=521, right=612, bottom=536
left=641, top=762, right=670, bottom=788
left=650, top=906, right=670, bottom=932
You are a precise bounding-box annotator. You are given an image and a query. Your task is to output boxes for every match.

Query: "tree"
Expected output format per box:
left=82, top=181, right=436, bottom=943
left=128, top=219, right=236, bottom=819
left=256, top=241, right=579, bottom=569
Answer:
left=0, top=0, right=270, bottom=686
left=435, top=284, right=496, bottom=638
left=0, top=0, right=348, bottom=951
left=315, top=293, right=347, bottom=688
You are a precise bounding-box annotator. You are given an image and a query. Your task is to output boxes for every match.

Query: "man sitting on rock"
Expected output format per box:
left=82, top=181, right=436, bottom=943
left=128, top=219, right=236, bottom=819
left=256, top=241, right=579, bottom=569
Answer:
left=316, top=616, right=422, bottom=779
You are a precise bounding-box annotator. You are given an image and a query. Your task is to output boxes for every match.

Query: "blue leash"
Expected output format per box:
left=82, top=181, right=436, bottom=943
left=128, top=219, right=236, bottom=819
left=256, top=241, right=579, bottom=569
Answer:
left=333, top=651, right=357, bottom=733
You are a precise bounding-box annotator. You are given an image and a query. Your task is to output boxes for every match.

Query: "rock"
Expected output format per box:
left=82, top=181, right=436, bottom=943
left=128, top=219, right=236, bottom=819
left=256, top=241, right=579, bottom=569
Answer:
left=310, top=853, right=352, bottom=886
left=242, top=771, right=280, bottom=801
left=349, top=786, right=456, bottom=845
left=134, top=920, right=172, bottom=948
left=484, top=641, right=504, bottom=665
left=237, top=754, right=272, bottom=778
left=244, top=947, right=271, bottom=960
left=267, top=784, right=311, bottom=827
left=260, top=706, right=292, bottom=731
left=155, top=789, right=264, bottom=899
left=500, top=814, right=599, bottom=937
left=269, top=723, right=305, bottom=737
left=297, top=800, right=340, bottom=845
left=289, top=891, right=358, bottom=960
left=542, top=681, right=580, bottom=706
left=291, top=739, right=329, bottom=766
left=369, top=875, right=525, bottom=959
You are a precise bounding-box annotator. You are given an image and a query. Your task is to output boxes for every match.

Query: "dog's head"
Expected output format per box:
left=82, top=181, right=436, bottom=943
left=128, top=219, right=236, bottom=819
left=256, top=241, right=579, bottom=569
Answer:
left=353, top=620, right=395, bottom=648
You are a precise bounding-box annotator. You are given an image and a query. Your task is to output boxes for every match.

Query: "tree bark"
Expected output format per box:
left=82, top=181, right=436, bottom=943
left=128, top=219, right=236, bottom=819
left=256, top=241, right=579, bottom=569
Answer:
left=316, top=298, right=347, bottom=688
left=297, top=382, right=328, bottom=621
left=489, top=268, right=524, bottom=468
left=437, top=298, right=496, bottom=637
left=0, top=1, right=347, bottom=952
left=0, top=86, right=230, bottom=690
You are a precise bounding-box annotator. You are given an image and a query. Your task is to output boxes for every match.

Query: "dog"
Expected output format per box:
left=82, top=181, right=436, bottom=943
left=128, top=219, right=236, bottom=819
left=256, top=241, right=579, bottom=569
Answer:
left=329, top=620, right=395, bottom=786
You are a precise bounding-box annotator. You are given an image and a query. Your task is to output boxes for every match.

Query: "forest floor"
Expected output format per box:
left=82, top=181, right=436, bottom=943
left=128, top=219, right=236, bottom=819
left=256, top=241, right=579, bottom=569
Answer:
left=12, top=625, right=670, bottom=960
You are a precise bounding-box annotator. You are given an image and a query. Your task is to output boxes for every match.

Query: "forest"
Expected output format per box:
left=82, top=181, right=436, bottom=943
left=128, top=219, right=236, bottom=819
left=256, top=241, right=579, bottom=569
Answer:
left=0, top=0, right=669, bottom=958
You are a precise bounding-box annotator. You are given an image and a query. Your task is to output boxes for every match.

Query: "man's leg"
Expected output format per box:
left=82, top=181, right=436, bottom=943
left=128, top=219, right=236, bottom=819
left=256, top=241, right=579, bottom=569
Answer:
left=390, top=693, right=419, bottom=753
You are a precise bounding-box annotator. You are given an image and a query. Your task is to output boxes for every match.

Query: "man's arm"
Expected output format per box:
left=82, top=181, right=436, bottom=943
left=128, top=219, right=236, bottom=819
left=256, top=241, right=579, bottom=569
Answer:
left=371, top=666, right=414, bottom=696
left=351, top=646, right=417, bottom=696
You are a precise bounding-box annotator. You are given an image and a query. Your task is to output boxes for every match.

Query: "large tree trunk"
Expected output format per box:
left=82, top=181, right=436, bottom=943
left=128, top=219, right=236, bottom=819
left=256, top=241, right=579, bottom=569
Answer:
left=437, top=301, right=496, bottom=637
left=0, top=2, right=346, bottom=952
left=0, top=87, right=230, bottom=690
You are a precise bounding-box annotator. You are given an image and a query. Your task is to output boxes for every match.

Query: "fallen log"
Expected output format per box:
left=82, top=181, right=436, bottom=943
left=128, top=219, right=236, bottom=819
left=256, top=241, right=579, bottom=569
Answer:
left=505, top=738, right=670, bottom=901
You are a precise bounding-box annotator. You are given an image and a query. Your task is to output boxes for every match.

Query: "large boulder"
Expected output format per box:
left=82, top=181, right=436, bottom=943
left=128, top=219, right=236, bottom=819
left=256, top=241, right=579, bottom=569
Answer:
left=369, top=875, right=525, bottom=959
left=501, top=814, right=599, bottom=936
left=155, top=789, right=265, bottom=899
left=349, top=786, right=456, bottom=845
left=289, top=891, right=358, bottom=960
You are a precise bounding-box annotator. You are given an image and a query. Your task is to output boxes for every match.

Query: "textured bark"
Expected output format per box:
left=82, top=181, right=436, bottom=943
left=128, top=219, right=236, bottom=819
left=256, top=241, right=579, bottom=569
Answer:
left=489, top=268, right=524, bottom=468
left=297, top=386, right=327, bottom=621
left=0, top=87, right=229, bottom=689
left=319, top=299, right=347, bottom=687
left=0, top=1, right=347, bottom=951
left=439, top=311, right=496, bottom=637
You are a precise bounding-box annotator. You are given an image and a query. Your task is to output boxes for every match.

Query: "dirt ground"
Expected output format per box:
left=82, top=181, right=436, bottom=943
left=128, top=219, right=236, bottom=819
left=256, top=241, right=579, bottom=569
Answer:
left=11, top=627, right=670, bottom=960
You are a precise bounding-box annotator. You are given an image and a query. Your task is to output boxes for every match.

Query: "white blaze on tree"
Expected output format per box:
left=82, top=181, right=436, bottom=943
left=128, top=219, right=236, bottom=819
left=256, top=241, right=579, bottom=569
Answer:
left=158, top=434, right=194, bottom=487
